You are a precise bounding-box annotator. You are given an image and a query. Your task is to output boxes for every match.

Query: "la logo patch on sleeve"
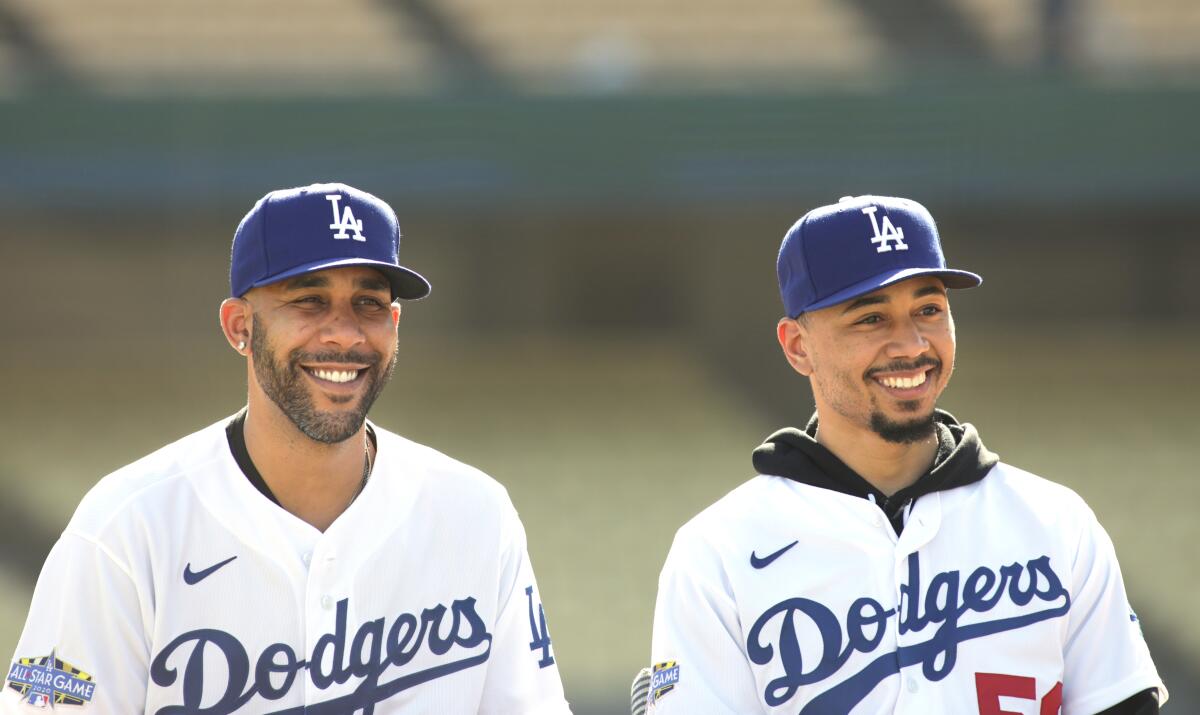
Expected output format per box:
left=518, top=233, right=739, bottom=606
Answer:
left=6, top=650, right=97, bottom=708
left=649, top=661, right=680, bottom=705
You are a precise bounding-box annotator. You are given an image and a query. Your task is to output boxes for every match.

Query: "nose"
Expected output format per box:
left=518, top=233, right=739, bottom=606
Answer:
left=885, top=315, right=930, bottom=359
left=319, top=303, right=367, bottom=349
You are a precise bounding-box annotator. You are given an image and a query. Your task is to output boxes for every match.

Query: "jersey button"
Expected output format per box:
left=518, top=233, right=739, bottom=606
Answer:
left=320, top=594, right=334, bottom=610
left=906, top=676, right=919, bottom=693
left=302, top=552, right=312, bottom=567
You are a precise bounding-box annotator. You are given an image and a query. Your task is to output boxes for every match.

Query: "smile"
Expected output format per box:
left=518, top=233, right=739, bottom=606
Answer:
left=869, top=362, right=939, bottom=396
left=303, top=367, right=364, bottom=384
left=877, top=372, right=927, bottom=389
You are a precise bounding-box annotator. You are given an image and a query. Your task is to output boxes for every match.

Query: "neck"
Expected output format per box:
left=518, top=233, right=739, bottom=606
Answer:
left=813, top=408, right=938, bottom=497
left=242, top=397, right=371, bottom=532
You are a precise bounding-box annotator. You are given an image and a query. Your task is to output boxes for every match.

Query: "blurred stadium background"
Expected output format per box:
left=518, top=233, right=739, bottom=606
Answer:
left=1, top=0, right=1198, bottom=712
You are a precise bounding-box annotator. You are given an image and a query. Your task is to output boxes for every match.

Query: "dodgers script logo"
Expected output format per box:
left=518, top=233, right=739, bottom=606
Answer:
left=327, top=194, right=366, bottom=241
left=746, top=553, right=1071, bottom=714
left=149, top=596, right=490, bottom=715
left=862, top=205, right=907, bottom=253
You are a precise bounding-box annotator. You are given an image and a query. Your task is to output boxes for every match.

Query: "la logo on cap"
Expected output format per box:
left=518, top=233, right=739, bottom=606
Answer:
left=862, top=205, right=908, bottom=253
left=327, top=194, right=366, bottom=242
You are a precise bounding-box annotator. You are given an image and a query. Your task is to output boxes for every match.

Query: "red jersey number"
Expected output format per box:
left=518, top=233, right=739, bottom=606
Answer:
left=976, top=672, right=1063, bottom=715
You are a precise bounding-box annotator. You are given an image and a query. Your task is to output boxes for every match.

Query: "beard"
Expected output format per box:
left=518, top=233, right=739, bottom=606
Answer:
left=250, top=314, right=397, bottom=444
left=863, top=356, right=941, bottom=444
left=869, top=407, right=937, bottom=444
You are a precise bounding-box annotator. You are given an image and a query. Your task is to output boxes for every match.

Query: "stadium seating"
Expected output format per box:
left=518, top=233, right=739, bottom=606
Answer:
left=956, top=0, right=1200, bottom=70
left=1086, top=0, right=1200, bottom=69
left=954, top=0, right=1041, bottom=65
left=3, top=0, right=438, bottom=93
left=435, top=0, right=884, bottom=91
left=0, top=0, right=1196, bottom=94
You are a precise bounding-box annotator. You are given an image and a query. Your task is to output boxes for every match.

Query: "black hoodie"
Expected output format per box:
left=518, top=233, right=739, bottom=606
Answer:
left=751, top=409, right=998, bottom=536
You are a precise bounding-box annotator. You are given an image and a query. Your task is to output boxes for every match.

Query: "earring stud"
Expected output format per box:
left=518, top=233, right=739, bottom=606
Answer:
left=238, top=341, right=246, bottom=351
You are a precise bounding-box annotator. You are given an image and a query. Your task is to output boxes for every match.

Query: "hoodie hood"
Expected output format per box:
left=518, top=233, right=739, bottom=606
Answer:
left=751, top=409, right=998, bottom=534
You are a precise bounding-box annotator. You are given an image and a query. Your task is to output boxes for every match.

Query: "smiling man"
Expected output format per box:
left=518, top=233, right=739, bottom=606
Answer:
left=646, top=196, right=1166, bottom=714
left=6, top=183, right=571, bottom=714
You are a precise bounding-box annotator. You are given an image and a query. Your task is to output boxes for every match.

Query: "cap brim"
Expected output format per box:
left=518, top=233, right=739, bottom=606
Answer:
left=802, top=267, right=981, bottom=314
left=246, top=257, right=431, bottom=300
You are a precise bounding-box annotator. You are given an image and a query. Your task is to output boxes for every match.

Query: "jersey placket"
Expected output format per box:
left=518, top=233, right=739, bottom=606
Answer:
left=891, top=492, right=942, bottom=713
left=828, top=492, right=908, bottom=715
left=296, top=439, right=411, bottom=706
left=303, top=534, right=347, bottom=704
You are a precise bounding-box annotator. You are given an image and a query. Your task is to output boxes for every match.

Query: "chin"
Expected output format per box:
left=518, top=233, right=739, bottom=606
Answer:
left=294, top=412, right=367, bottom=444
left=870, top=410, right=937, bottom=445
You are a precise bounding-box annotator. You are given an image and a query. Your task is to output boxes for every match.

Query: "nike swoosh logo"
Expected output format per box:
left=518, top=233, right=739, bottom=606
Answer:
left=183, top=555, right=238, bottom=585
left=750, top=540, right=798, bottom=569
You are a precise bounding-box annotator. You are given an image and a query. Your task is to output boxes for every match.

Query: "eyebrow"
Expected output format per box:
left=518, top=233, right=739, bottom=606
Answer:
left=840, top=283, right=947, bottom=314
left=355, top=274, right=390, bottom=292
left=280, top=273, right=391, bottom=292
left=283, top=275, right=329, bottom=290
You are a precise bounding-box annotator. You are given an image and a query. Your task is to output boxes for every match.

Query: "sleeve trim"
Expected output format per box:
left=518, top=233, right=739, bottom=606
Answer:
left=1065, top=672, right=1167, bottom=715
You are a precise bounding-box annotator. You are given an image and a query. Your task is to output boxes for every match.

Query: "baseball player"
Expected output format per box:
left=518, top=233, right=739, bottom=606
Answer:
left=5, top=183, right=571, bottom=714
left=647, top=196, right=1167, bottom=714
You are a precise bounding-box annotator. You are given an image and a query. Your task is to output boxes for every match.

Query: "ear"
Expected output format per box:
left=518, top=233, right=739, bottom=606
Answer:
left=776, top=317, right=815, bottom=376
left=391, top=302, right=401, bottom=327
left=219, top=298, right=252, bottom=355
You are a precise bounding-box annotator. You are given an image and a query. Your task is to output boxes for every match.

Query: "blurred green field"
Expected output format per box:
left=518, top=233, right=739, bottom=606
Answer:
left=1, top=324, right=1197, bottom=710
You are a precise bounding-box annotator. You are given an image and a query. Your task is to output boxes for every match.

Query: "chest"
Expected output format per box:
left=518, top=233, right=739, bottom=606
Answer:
left=140, top=508, right=499, bottom=714
left=734, top=495, right=1074, bottom=714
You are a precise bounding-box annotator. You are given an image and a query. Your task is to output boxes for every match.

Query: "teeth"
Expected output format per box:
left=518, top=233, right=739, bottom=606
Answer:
left=311, top=368, right=358, bottom=383
left=879, top=372, right=927, bottom=389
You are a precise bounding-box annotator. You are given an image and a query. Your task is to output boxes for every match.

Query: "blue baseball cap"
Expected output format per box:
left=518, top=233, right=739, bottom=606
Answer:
left=777, top=195, right=980, bottom=317
left=230, top=182, right=431, bottom=300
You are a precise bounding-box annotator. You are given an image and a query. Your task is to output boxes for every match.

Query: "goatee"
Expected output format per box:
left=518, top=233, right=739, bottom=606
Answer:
left=869, top=408, right=936, bottom=444
left=250, top=314, right=396, bottom=444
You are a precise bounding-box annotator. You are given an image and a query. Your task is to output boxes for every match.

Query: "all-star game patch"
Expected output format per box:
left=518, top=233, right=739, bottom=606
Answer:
left=6, top=650, right=96, bottom=708
left=649, top=660, right=680, bottom=705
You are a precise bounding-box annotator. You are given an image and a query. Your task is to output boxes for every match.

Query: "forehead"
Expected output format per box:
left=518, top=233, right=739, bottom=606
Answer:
left=273, top=266, right=391, bottom=292
left=819, top=275, right=948, bottom=316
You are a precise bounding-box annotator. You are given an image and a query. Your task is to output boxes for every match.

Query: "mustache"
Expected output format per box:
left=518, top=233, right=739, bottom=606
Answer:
left=865, top=356, right=940, bottom=378
left=288, top=349, right=382, bottom=367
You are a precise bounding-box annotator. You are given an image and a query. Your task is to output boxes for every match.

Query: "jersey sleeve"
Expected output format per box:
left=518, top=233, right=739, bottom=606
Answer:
left=6, top=531, right=150, bottom=714
left=649, top=528, right=762, bottom=713
left=1060, top=509, right=1166, bottom=715
left=476, top=502, right=572, bottom=715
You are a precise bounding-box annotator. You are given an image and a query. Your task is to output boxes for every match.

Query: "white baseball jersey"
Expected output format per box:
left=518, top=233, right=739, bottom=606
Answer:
left=650, top=463, right=1165, bottom=714
left=6, top=416, right=571, bottom=714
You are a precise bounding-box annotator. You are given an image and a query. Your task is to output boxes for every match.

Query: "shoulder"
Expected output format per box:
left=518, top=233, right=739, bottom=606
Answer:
left=947, top=462, right=1105, bottom=556
left=678, top=475, right=794, bottom=534
left=65, top=418, right=230, bottom=540
left=371, top=424, right=516, bottom=514
left=678, top=473, right=855, bottom=536
left=664, top=475, right=827, bottom=569
left=975, top=462, right=1098, bottom=522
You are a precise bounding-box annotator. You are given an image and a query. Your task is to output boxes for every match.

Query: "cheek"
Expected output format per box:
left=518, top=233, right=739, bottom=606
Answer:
left=814, top=338, right=871, bottom=382
left=930, top=331, right=956, bottom=383
left=266, top=315, right=316, bottom=343
left=370, top=325, right=399, bottom=356
left=811, top=352, right=866, bottom=398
